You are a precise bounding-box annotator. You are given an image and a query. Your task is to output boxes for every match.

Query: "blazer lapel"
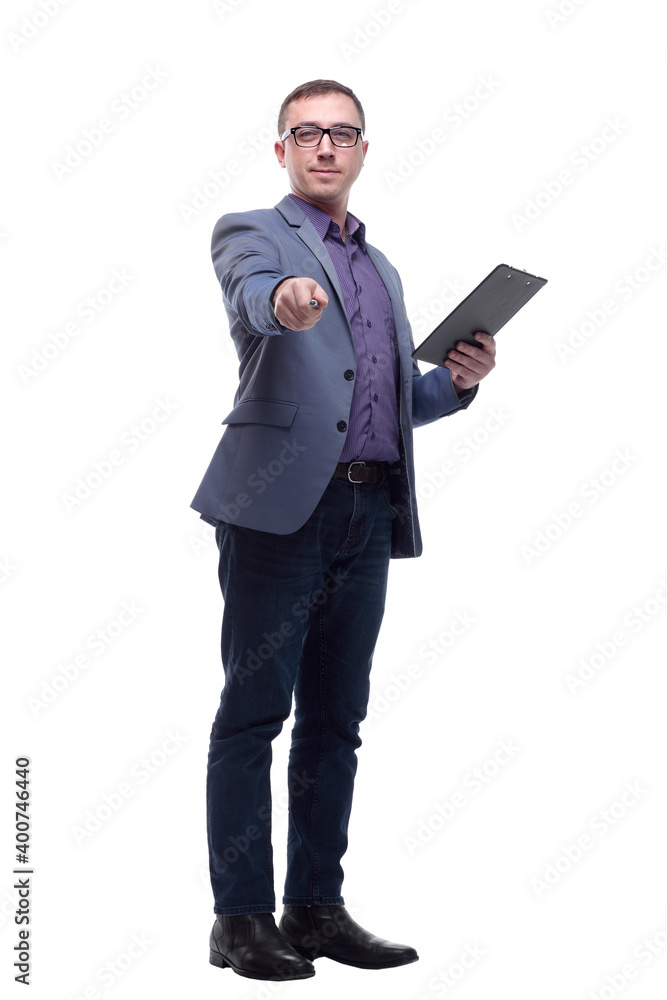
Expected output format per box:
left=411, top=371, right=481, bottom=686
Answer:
left=365, top=245, right=414, bottom=383
left=274, top=195, right=347, bottom=314
left=274, top=196, right=412, bottom=380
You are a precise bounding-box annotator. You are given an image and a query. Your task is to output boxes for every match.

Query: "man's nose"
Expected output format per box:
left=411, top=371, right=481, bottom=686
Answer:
left=317, top=133, right=336, bottom=154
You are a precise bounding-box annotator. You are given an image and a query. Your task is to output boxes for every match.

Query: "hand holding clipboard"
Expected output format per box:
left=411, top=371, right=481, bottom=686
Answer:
left=411, top=264, right=547, bottom=392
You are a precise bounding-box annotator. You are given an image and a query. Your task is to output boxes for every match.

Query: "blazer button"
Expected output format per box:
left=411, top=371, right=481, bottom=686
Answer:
left=337, top=420, right=347, bottom=432
left=344, top=369, right=355, bottom=380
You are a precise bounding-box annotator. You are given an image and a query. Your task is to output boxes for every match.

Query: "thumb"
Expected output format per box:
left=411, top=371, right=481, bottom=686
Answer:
left=309, top=281, right=328, bottom=308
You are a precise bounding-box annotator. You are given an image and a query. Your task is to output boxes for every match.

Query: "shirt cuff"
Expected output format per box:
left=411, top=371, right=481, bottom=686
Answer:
left=439, top=365, right=478, bottom=413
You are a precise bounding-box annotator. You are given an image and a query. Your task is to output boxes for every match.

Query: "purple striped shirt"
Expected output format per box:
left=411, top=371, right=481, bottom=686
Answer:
left=288, top=193, right=400, bottom=464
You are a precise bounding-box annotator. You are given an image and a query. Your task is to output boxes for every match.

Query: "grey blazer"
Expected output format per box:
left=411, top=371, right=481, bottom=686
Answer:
left=190, top=194, right=478, bottom=558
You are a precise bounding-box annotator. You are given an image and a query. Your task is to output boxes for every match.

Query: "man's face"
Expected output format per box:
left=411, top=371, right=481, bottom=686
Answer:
left=275, top=92, right=368, bottom=209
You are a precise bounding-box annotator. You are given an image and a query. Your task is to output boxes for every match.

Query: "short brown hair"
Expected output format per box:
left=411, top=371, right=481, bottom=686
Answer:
left=277, top=79, right=365, bottom=137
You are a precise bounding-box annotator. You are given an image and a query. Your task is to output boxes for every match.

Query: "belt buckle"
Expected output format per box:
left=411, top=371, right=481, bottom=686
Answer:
left=347, top=461, right=366, bottom=483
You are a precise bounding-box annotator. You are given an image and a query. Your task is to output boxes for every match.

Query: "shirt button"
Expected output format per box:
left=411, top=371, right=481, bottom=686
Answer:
left=373, top=393, right=379, bottom=401
left=372, top=356, right=377, bottom=364
left=344, top=369, right=355, bottom=380
left=366, top=320, right=371, bottom=327
left=371, top=432, right=376, bottom=440
left=337, top=420, right=347, bottom=432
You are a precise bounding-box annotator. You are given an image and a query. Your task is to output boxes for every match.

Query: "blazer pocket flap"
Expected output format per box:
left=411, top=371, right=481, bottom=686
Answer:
left=222, top=398, right=298, bottom=427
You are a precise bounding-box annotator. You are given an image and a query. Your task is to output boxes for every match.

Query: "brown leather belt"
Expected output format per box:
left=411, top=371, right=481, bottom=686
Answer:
left=333, top=461, right=388, bottom=484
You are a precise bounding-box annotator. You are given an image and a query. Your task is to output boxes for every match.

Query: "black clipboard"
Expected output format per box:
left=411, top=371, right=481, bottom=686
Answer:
left=412, top=264, right=547, bottom=366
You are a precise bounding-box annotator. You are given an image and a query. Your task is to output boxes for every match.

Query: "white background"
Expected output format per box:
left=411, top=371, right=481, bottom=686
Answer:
left=3, top=0, right=666, bottom=998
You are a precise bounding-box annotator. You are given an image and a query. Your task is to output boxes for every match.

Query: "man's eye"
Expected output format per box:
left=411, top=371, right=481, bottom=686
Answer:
left=332, top=129, right=354, bottom=142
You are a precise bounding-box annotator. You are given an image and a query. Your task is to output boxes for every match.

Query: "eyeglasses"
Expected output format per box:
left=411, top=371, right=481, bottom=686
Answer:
left=280, top=126, right=363, bottom=148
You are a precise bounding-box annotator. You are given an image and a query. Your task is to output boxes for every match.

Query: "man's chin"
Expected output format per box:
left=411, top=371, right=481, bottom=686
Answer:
left=300, top=185, right=339, bottom=203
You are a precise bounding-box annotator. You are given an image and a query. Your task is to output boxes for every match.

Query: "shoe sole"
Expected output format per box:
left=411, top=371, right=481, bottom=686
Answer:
left=291, top=945, right=419, bottom=970
left=209, top=949, right=315, bottom=980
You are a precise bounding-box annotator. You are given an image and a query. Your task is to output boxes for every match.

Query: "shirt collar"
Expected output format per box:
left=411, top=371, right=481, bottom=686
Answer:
left=288, top=193, right=366, bottom=248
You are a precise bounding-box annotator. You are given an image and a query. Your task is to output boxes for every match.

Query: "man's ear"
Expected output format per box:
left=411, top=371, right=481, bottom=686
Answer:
left=274, top=140, right=286, bottom=168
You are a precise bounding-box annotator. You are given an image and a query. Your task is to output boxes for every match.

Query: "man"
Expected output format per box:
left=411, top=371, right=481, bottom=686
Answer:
left=191, top=79, right=496, bottom=982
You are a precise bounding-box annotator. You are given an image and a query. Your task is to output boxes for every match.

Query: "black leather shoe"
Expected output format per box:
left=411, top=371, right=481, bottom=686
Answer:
left=209, top=912, right=315, bottom=980
left=278, top=904, right=419, bottom=969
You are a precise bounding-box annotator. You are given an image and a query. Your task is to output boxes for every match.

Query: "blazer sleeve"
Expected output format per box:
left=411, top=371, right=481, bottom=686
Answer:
left=391, top=267, right=479, bottom=426
left=411, top=361, right=478, bottom=427
left=211, top=212, right=296, bottom=337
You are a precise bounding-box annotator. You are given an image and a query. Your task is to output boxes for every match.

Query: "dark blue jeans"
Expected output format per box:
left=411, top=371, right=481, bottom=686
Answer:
left=206, top=472, right=397, bottom=914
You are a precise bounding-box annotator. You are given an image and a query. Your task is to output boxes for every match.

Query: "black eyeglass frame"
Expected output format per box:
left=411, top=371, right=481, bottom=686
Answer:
left=279, top=126, right=364, bottom=147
